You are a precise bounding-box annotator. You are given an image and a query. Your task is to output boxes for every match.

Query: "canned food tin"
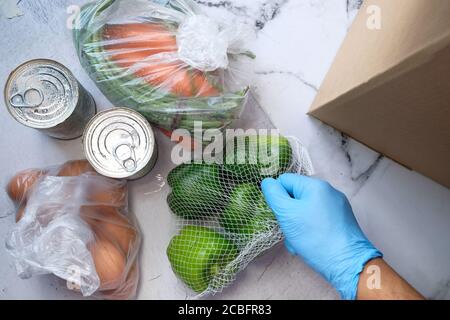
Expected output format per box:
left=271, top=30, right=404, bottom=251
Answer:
left=4, top=59, right=96, bottom=140
left=83, top=108, right=157, bottom=180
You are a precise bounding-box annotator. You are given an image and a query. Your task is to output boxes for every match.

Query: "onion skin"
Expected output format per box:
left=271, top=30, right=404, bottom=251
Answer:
left=81, top=206, right=136, bottom=255
left=99, top=262, right=139, bottom=299
left=57, top=160, right=96, bottom=177
left=7, top=169, right=46, bottom=203
left=101, top=217, right=137, bottom=255
left=9, top=160, right=137, bottom=297
left=90, top=238, right=126, bottom=290
left=87, top=185, right=127, bottom=208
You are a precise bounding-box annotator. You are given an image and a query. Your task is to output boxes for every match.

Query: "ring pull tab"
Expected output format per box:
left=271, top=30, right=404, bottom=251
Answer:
left=112, top=142, right=137, bottom=173
left=10, top=88, right=44, bottom=109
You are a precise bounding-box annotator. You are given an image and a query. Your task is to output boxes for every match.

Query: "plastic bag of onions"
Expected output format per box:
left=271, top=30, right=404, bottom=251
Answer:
left=4, top=160, right=140, bottom=300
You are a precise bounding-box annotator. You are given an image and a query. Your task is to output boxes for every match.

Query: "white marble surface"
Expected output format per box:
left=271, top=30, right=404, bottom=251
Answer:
left=0, top=0, right=449, bottom=300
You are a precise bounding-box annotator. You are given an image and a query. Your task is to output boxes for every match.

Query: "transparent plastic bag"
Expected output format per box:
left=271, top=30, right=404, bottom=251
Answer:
left=4, top=160, right=141, bottom=300
left=73, top=0, right=255, bottom=133
left=165, top=135, right=313, bottom=297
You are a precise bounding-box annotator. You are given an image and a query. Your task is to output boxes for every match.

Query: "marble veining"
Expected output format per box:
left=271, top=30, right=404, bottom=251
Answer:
left=341, top=135, right=382, bottom=182
left=194, top=0, right=290, bottom=30
left=197, top=1, right=377, bottom=187
left=347, top=0, right=363, bottom=13
left=0, top=0, right=449, bottom=300
left=0, top=0, right=23, bottom=19
left=255, top=70, right=318, bottom=92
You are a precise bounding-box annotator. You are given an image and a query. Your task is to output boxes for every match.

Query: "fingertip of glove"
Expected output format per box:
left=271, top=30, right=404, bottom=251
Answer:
left=261, top=177, right=277, bottom=191
left=278, top=172, right=308, bottom=185
left=278, top=172, right=296, bottom=180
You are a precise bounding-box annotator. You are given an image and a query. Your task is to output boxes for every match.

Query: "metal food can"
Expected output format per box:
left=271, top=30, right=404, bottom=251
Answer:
left=83, top=108, right=158, bottom=180
left=4, top=59, right=96, bottom=140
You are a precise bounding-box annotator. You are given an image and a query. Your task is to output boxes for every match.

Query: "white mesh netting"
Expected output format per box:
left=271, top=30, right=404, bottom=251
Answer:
left=166, top=134, right=313, bottom=297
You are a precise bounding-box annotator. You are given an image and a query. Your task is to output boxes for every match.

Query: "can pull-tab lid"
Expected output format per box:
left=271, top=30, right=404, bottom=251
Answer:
left=112, top=143, right=137, bottom=172
left=83, top=108, right=156, bottom=179
left=10, top=88, right=44, bottom=108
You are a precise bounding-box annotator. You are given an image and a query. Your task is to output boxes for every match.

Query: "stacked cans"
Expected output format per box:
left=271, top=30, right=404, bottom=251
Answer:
left=5, top=59, right=157, bottom=180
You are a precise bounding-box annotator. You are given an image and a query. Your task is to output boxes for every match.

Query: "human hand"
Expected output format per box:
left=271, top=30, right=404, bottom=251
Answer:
left=261, top=173, right=382, bottom=299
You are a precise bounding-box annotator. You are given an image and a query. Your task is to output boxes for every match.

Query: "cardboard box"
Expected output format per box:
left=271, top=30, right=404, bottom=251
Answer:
left=309, top=0, right=450, bottom=188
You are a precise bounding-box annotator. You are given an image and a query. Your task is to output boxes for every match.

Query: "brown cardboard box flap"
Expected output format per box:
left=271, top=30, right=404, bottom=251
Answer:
left=309, top=0, right=450, bottom=188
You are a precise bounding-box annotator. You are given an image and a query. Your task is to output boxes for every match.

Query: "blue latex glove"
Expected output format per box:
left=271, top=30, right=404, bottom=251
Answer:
left=261, top=173, right=382, bottom=300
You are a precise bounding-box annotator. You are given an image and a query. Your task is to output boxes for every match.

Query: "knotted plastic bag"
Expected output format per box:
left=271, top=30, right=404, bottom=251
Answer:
left=165, top=134, right=313, bottom=297
left=4, top=160, right=141, bottom=300
left=73, top=0, right=254, bottom=133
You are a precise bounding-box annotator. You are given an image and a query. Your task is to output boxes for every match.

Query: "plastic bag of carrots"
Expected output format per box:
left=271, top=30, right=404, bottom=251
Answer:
left=5, top=160, right=141, bottom=300
left=73, top=0, right=254, bottom=133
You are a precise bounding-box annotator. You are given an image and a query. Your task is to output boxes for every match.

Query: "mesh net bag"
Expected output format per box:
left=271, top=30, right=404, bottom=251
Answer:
left=166, top=134, right=313, bottom=296
left=4, top=160, right=141, bottom=300
left=73, top=0, right=254, bottom=133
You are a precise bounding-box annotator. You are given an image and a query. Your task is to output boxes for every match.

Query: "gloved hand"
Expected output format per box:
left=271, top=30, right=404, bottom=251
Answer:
left=261, top=173, right=382, bottom=300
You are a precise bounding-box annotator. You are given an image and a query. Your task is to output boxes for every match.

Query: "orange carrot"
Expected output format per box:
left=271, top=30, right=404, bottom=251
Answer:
left=127, top=55, right=195, bottom=97
left=192, top=71, right=219, bottom=97
left=102, top=23, right=219, bottom=97
left=103, top=23, right=177, bottom=68
left=103, top=23, right=177, bottom=49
